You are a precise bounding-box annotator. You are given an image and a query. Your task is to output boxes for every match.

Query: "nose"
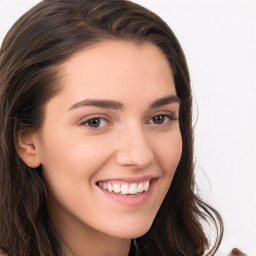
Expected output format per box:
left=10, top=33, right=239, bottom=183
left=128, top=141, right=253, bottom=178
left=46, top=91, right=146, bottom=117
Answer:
left=115, top=124, right=154, bottom=169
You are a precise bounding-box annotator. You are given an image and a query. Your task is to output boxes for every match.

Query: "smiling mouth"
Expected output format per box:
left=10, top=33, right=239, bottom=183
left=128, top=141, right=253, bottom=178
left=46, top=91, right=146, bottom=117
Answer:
left=96, top=179, right=152, bottom=196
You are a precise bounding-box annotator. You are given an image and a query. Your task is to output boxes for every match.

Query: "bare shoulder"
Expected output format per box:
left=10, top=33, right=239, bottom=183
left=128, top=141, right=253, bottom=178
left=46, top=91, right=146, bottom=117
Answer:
left=228, top=248, right=247, bottom=256
left=0, top=248, right=8, bottom=256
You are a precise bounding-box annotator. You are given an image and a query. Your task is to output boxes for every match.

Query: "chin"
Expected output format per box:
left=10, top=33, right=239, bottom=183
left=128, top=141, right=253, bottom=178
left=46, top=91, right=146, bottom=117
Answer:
left=106, top=217, right=154, bottom=240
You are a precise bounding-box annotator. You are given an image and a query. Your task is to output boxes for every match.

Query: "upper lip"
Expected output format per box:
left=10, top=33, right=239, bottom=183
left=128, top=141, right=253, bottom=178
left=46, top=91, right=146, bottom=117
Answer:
left=96, top=175, right=158, bottom=184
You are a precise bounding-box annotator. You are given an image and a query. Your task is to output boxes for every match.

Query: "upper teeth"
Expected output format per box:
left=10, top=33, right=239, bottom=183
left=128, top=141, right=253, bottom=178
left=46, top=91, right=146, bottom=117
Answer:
left=98, top=180, right=150, bottom=195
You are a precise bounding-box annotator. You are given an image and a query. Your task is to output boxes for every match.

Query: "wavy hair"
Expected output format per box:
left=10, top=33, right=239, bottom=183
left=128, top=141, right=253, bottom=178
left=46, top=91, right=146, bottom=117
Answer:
left=0, top=0, right=223, bottom=255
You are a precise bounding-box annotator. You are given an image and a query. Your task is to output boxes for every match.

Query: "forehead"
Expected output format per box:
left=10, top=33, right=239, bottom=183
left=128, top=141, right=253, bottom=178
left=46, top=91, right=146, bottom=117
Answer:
left=55, top=40, right=176, bottom=104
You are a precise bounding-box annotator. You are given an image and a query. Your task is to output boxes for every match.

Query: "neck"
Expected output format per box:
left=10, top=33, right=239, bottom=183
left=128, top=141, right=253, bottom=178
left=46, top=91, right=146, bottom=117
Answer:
left=49, top=207, right=131, bottom=256
left=63, top=229, right=131, bottom=256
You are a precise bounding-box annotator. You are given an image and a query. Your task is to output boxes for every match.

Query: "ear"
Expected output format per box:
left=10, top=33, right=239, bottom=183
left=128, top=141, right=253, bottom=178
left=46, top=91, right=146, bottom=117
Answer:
left=16, top=130, right=42, bottom=168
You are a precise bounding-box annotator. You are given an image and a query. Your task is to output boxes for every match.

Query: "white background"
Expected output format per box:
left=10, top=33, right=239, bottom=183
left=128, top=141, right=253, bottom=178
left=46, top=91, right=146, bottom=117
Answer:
left=0, top=0, right=255, bottom=255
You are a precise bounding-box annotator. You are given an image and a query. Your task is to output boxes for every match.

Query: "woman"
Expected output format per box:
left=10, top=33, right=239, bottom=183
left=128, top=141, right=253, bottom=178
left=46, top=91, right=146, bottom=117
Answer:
left=0, top=0, right=224, bottom=255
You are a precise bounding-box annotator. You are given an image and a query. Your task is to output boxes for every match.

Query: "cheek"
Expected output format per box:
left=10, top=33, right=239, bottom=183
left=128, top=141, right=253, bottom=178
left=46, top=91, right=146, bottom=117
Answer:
left=148, top=130, right=182, bottom=206
left=39, top=131, right=115, bottom=186
left=39, top=132, right=115, bottom=210
left=155, top=130, right=182, bottom=177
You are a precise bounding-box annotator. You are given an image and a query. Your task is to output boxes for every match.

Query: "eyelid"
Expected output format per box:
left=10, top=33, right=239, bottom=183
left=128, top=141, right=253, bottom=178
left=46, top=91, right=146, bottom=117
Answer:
left=77, top=113, right=109, bottom=123
left=147, top=109, right=179, bottom=120
left=77, top=111, right=179, bottom=132
left=78, top=115, right=112, bottom=130
left=146, top=113, right=178, bottom=125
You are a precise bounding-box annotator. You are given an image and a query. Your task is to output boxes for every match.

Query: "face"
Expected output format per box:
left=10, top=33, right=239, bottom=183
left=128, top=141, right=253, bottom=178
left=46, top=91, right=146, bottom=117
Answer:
left=34, top=40, right=182, bottom=240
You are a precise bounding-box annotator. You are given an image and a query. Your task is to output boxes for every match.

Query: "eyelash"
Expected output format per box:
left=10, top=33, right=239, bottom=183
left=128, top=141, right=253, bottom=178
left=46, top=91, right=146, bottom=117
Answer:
left=80, top=117, right=111, bottom=130
left=79, top=114, right=178, bottom=131
left=147, top=114, right=177, bottom=125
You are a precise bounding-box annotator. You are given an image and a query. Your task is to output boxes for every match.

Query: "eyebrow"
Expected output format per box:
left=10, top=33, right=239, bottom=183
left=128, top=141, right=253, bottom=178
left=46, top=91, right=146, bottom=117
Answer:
left=150, top=95, right=181, bottom=108
left=68, top=95, right=181, bottom=111
left=69, top=99, right=123, bottom=110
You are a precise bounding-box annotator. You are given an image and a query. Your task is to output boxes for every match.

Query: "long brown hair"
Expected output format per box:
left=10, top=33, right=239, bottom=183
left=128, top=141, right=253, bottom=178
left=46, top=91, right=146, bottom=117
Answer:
left=0, top=0, right=223, bottom=255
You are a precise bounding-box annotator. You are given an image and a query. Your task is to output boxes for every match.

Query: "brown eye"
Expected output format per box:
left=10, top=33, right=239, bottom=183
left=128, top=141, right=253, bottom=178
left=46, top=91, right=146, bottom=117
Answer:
left=87, top=118, right=101, bottom=127
left=147, top=114, right=176, bottom=126
left=152, top=115, right=165, bottom=124
left=82, top=117, right=109, bottom=129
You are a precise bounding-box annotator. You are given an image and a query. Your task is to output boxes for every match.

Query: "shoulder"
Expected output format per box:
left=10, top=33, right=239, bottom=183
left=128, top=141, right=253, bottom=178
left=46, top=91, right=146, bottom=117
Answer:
left=0, top=248, right=8, bottom=256
left=228, top=248, right=247, bottom=256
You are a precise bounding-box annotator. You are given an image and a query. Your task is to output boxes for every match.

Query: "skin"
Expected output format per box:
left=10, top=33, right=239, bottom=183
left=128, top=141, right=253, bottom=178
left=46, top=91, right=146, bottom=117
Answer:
left=228, top=248, right=247, bottom=256
left=19, top=41, right=182, bottom=256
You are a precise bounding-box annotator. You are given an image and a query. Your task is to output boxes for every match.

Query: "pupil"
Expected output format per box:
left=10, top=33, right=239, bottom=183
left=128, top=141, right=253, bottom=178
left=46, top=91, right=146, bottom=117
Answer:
left=88, top=119, right=100, bottom=127
left=154, top=115, right=164, bottom=124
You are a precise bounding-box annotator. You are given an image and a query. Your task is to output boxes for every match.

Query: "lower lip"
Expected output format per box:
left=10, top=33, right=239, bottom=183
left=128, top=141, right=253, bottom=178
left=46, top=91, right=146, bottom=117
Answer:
left=97, top=179, right=157, bottom=207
